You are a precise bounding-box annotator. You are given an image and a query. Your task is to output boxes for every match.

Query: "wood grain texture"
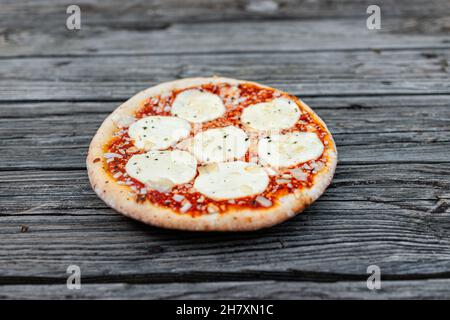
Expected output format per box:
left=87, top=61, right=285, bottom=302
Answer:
left=0, top=95, right=449, bottom=283
left=1, top=164, right=449, bottom=213
left=1, top=199, right=450, bottom=279
left=0, top=95, right=449, bottom=169
left=0, top=49, right=449, bottom=101
left=2, top=18, right=450, bottom=58
left=2, top=0, right=449, bottom=30
left=1, top=0, right=450, bottom=299
left=2, top=280, right=450, bottom=299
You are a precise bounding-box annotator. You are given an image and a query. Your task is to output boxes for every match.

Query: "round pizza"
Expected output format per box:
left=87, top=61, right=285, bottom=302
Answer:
left=87, top=77, right=337, bottom=231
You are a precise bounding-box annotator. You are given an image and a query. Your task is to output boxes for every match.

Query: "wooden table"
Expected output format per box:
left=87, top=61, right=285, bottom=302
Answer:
left=1, top=0, right=449, bottom=299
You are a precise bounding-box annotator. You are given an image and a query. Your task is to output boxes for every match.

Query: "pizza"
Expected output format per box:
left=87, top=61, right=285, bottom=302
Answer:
left=87, top=77, right=337, bottom=231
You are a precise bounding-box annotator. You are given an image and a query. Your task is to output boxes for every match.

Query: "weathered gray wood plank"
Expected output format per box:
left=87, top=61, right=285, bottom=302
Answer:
left=1, top=106, right=448, bottom=141
left=2, top=280, right=450, bottom=299
left=1, top=94, right=449, bottom=117
left=2, top=18, right=450, bottom=58
left=7, top=132, right=449, bottom=168
left=1, top=163, right=449, bottom=214
left=1, top=197, right=450, bottom=279
left=0, top=95, right=449, bottom=169
left=2, top=0, right=449, bottom=30
left=0, top=49, right=449, bottom=100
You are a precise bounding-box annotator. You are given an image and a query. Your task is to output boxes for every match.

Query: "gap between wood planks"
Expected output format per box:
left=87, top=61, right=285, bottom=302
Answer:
left=1, top=200, right=446, bottom=218
left=1, top=92, right=450, bottom=105
left=4, top=270, right=450, bottom=285
left=1, top=160, right=450, bottom=173
left=1, top=46, right=450, bottom=60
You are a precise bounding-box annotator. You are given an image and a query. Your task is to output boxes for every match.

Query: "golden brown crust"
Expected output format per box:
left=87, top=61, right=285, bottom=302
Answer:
left=87, top=77, right=337, bottom=231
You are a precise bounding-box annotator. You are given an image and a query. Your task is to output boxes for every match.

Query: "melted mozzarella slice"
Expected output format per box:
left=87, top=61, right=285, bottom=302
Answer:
left=258, top=132, right=324, bottom=167
left=125, top=150, right=197, bottom=189
left=172, top=89, right=225, bottom=123
left=241, top=98, right=301, bottom=131
left=128, top=116, right=191, bottom=150
left=194, top=161, right=269, bottom=200
left=185, top=126, right=249, bottom=163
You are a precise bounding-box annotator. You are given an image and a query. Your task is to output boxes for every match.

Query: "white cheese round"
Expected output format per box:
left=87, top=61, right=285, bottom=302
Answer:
left=128, top=116, right=191, bottom=151
left=194, top=161, right=269, bottom=200
left=172, top=89, right=225, bottom=123
left=190, top=126, right=249, bottom=163
left=125, top=150, right=197, bottom=188
left=241, top=98, right=301, bottom=131
left=258, top=132, right=324, bottom=167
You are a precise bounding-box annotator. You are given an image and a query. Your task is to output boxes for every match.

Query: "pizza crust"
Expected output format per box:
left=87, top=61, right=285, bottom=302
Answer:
left=87, top=77, right=337, bottom=231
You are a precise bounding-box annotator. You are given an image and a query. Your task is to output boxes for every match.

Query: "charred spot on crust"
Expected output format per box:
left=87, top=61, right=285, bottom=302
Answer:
left=136, top=194, right=147, bottom=203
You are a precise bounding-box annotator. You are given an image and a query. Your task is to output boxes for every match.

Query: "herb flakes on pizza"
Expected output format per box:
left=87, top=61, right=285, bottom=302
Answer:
left=87, top=77, right=337, bottom=231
